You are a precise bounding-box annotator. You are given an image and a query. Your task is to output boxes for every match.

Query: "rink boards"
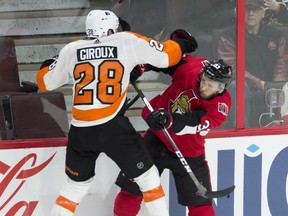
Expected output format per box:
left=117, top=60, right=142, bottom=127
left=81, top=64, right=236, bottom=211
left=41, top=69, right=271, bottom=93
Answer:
left=0, top=134, right=288, bottom=216
left=170, top=134, right=288, bottom=216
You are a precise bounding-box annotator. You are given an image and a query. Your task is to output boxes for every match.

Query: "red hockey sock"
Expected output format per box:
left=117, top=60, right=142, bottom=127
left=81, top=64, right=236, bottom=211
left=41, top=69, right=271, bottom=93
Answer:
left=188, top=204, right=215, bottom=216
left=114, top=189, right=143, bottom=216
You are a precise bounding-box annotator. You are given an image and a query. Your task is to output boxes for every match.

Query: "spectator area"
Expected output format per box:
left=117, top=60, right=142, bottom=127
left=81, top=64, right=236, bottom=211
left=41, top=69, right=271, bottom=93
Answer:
left=0, top=0, right=168, bottom=134
left=2, top=0, right=287, bottom=134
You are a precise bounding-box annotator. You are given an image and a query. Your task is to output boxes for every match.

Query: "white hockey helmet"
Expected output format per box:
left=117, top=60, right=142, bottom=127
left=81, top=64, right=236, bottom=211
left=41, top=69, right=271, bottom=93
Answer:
left=85, top=10, right=119, bottom=38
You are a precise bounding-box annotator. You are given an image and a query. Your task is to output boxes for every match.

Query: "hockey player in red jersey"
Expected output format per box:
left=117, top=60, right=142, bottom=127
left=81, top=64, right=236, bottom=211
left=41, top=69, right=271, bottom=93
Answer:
left=114, top=34, right=232, bottom=215
left=36, top=10, right=197, bottom=216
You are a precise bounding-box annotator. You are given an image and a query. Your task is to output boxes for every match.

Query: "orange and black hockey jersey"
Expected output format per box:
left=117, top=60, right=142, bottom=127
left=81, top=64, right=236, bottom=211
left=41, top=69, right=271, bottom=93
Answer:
left=36, top=32, right=182, bottom=127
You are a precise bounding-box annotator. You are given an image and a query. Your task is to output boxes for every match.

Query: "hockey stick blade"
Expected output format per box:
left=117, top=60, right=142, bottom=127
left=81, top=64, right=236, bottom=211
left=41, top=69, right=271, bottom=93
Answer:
left=204, top=185, right=235, bottom=199
left=131, top=82, right=235, bottom=199
left=163, top=126, right=235, bottom=199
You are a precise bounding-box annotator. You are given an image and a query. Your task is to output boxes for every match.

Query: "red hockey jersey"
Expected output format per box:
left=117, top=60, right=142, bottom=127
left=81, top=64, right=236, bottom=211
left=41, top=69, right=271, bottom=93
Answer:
left=142, top=55, right=231, bottom=157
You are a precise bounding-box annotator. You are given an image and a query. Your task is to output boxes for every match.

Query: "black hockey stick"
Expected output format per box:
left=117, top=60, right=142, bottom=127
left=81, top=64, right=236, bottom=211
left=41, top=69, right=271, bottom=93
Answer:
left=131, top=82, right=235, bottom=199
left=125, top=92, right=141, bottom=111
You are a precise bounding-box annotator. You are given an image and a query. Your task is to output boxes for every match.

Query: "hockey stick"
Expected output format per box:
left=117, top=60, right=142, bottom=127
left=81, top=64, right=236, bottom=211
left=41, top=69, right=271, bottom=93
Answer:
left=125, top=93, right=141, bottom=110
left=111, top=0, right=125, bottom=11
left=131, top=82, right=235, bottom=199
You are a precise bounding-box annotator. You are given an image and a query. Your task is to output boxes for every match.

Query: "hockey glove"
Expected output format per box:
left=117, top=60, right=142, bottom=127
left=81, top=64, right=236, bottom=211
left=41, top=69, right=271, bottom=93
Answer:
left=130, top=64, right=147, bottom=83
left=40, top=55, right=59, bottom=69
left=146, top=108, right=172, bottom=130
left=170, top=109, right=207, bottom=133
left=170, top=29, right=198, bottom=53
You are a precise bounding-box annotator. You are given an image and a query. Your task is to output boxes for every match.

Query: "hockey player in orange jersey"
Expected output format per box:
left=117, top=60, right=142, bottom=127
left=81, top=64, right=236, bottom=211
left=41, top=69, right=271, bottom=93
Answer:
left=36, top=9, right=197, bottom=216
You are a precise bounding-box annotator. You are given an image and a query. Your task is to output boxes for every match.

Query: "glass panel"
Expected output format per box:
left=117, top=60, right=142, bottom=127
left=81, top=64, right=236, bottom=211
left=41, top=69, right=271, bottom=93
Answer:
left=216, top=1, right=237, bottom=129
left=116, top=0, right=238, bottom=130
left=217, top=0, right=288, bottom=129
left=1, top=0, right=287, bottom=138
left=244, top=1, right=288, bottom=128
left=115, top=0, right=169, bottom=38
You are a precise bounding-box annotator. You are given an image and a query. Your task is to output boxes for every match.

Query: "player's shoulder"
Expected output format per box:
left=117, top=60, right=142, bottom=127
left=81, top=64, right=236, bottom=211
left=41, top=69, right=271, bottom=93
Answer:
left=109, top=31, right=143, bottom=39
left=203, top=90, right=231, bottom=117
left=62, top=39, right=87, bottom=50
left=116, top=31, right=152, bottom=44
left=183, top=54, right=207, bottom=61
left=183, top=55, right=208, bottom=67
left=179, top=55, right=207, bottom=75
left=214, top=89, right=232, bottom=106
left=101, top=32, right=140, bottom=45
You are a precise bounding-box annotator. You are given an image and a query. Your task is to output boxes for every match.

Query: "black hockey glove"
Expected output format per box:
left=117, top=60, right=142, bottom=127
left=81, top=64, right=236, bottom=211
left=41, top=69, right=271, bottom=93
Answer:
left=40, top=55, right=59, bottom=69
left=170, top=29, right=198, bottom=53
left=170, top=109, right=207, bottom=133
left=146, top=108, right=172, bottom=130
left=130, top=64, right=147, bottom=83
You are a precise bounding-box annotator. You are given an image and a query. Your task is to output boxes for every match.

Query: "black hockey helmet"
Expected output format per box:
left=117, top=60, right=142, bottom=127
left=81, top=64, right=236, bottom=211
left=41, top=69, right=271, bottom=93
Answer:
left=202, top=60, right=232, bottom=86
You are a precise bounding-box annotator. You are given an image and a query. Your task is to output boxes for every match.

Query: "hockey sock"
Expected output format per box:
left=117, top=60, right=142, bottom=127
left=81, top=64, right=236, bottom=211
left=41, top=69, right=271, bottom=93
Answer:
left=51, top=196, right=78, bottom=216
left=50, top=177, right=94, bottom=216
left=134, top=165, right=169, bottom=216
left=188, top=204, right=215, bottom=216
left=114, top=189, right=143, bottom=216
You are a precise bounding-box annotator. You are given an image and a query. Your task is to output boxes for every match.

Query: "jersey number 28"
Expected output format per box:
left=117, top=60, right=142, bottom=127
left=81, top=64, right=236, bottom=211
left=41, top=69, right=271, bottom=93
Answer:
left=73, top=60, right=124, bottom=105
